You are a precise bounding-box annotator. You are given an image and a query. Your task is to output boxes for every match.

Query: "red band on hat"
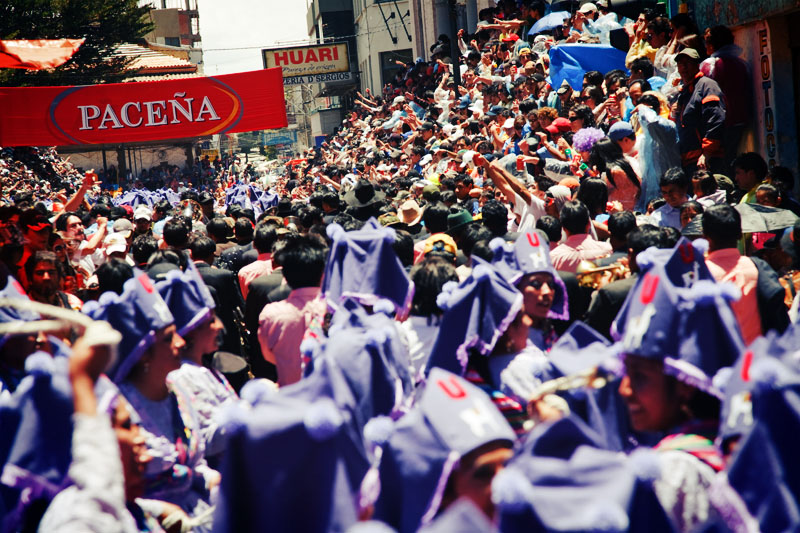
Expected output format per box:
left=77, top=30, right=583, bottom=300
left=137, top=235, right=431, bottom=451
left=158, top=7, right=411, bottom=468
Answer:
left=678, top=242, right=694, bottom=263
left=741, top=350, right=753, bottom=382
left=437, top=376, right=467, bottom=399
left=640, top=273, right=659, bottom=304
left=27, top=222, right=51, bottom=231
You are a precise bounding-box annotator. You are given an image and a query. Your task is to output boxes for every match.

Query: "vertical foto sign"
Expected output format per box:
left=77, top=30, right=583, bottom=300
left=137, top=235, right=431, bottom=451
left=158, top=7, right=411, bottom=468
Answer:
left=754, top=21, right=778, bottom=166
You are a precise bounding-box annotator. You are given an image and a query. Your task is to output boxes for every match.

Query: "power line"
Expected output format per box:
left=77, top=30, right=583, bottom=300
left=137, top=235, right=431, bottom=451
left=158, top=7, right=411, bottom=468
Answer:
left=203, top=20, right=410, bottom=52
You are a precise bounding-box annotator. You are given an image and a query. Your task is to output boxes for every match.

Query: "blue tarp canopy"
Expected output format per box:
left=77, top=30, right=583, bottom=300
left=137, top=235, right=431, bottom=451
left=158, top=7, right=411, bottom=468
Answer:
left=548, top=44, right=629, bottom=91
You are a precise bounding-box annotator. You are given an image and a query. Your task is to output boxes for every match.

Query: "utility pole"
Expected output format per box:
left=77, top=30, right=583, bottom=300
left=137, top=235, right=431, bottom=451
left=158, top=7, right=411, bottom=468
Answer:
left=448, top=0, right=461, bottom=87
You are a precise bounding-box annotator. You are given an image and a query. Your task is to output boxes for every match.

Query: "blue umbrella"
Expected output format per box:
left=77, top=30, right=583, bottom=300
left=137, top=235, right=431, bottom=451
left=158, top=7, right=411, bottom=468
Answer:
left=528, top=11, right=570, bottom=35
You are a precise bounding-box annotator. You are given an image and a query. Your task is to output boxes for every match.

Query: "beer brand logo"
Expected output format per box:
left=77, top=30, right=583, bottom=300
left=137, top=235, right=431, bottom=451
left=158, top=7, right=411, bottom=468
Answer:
left=49, top=77, right=243, bottom=144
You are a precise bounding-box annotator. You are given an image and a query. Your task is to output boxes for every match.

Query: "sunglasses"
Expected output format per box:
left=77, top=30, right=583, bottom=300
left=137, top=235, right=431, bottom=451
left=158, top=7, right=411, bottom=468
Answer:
left=529, top=278, right=557, bottom=290
left=53, top=245, right=65, bottom=252
left=569, top=116, right=581, bottom=122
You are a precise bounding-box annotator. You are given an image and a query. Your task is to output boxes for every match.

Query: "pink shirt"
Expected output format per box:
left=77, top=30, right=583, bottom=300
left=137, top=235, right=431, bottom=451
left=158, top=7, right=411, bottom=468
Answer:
left=257, top=286, right=326, bottom=386
left=550, top=234, right=613, bottom=273
left=706, top=248, right=762, bottom=344
left=238, top=253, right=272, bottom=300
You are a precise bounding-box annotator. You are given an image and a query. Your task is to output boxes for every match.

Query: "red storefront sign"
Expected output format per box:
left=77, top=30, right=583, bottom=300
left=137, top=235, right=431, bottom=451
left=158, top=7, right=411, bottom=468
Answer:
left=0, top=68, right=287, bottom=146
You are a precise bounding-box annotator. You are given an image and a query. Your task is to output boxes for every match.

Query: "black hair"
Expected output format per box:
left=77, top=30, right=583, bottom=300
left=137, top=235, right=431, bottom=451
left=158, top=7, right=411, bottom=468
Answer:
left=321, top=190, right=340, bottom=209
left=24, top=250, right=59, bottom=282
left=131, top=234, right=158, bottom=266
left=560, top=200, right=591, bottom=235
left=54, top=211, right=78, bottom=232
left=660, top=167, right=690, bottom=189
left=96, top=259, right=134, bottom=295
left=691, top=169, right=718, bottom=196
left=732, top=152, right=769, bottom=182
left=392, top=229, right=414, bottom=268
left=627, top=224, right=663, bottom=256
left=580, top=85, right=605, bottom=105
left=422, top=202, right=450, bottom=234
left=649, top=197, right=666, bottom=211
left=535, top=215, right=562, bottom=244
left=470, top=240, right=495, bottom=262
left=234, top=217, right=255, bottom=242
left=589, top=138, right=640, bottom=192
left=608, top=211, right=637, bottom=240
left=628, top=78, right=652, bottom=93
left=570, top=104, right=596, bottom=128
left=206, top=217, right=230, bottom=242
left=280, top=234, right=328, bottom=289
left=89, top=203, right=112, bottom=220
left=707, top=25, right=734, bottom=51
left=189, top=234, right=217, bottom=262
left=409, top=257, right=459, bottom=317
left=629, top=57, right=655, bottom=79
left=660, top=226, right=681, bottom=248
left=647, top=16, right=672, bottom=38
left=583, top=70, right=604, bottom=87
left=253, top=221, right=278, bottom=254
left=575, top=179, right=609, bottom=217
left=147, top=248, right=188, bottom=271
left=702, top=204, right=742, bottom=246
left=162, top=216, right=192, bottom=248
left=461, top=224, right=493, bottom=258
left=154, top=200, right=172, bottom=215
left=638, top=93, right=661, bottom=112
left=298, top=206, right=324, bottom=230
left=440, top=190, right=457, bottom=205
left=481, top=199, right=509, bottom=237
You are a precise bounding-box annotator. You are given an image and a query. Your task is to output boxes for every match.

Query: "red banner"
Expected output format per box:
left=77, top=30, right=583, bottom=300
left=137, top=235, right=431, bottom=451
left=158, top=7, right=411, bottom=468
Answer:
left=0, top=69, right=287, bottom=146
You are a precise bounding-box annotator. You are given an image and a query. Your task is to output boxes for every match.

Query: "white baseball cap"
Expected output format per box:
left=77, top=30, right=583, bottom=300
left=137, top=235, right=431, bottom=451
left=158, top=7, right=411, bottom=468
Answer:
left=104, top=232, right=128, bottom=255
left=133, top=206, right=152, bottom=221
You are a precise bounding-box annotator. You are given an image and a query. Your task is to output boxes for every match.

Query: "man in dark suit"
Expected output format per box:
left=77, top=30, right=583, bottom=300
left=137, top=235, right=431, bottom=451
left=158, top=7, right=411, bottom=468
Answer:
left=216, top=217, right=255, bottom=274
left=190, top=235, right=245, bottom=356
left=244, top=239, right=292, bottom=380
left=584, top=225, right=665, bottom=340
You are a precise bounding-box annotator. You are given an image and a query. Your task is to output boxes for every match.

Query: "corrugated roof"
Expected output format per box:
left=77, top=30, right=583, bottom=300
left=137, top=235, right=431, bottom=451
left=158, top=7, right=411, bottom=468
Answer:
left=113, top=43, right=197, bottom=75
left=123, top=72, right=204, bottom=82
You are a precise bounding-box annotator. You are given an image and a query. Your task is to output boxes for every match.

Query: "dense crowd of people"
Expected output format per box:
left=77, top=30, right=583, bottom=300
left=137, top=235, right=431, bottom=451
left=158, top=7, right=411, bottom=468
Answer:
left=2, top=0, right=800, bottom=531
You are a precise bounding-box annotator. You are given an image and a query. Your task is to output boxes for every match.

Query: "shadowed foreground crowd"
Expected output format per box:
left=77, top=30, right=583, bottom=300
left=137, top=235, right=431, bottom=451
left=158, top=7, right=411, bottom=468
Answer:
left=2, top=1, right=800, bottom=531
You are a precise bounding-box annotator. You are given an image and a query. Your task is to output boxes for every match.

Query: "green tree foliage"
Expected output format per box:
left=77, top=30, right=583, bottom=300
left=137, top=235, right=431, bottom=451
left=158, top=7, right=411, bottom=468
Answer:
left=0, top=0, right=153, bottom=87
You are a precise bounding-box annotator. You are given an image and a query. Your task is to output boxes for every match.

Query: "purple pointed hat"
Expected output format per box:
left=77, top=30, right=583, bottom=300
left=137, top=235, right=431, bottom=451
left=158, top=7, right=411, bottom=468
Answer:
left=490, top=230, right=569, bottom=320
left=372, top=368, right=515, bottom=533
left=83, top=270, right=174, bottom=383
left=425, top=258, right=523, bottom=376
left=612, top=241, right=744, bottom=398
left=323, top=218, right=414, bottom=319
left=154, top=262, right=216, bottom=337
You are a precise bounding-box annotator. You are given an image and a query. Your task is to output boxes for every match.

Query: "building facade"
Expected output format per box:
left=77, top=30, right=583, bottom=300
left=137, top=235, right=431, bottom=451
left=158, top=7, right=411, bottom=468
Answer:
left=352, top=0, right=416, bottom=93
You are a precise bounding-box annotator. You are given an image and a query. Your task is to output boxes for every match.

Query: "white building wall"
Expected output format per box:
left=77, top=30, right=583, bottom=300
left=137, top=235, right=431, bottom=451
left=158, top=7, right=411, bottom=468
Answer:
left=353, top=0, right=414, bottom=93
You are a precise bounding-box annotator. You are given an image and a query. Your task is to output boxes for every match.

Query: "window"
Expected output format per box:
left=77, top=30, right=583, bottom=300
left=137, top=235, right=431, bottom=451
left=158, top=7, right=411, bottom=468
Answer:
left=164, top=37, right=180, bottom=47
left=380, top=49, right=413, bottom=89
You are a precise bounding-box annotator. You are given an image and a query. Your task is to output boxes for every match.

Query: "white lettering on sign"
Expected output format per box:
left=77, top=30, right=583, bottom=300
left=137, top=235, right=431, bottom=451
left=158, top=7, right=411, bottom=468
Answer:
left=121, top=102, right=142, bottom=127
left=76, top=93, right=220, bottom=131
left=78, top=105, right=100, bottom=130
